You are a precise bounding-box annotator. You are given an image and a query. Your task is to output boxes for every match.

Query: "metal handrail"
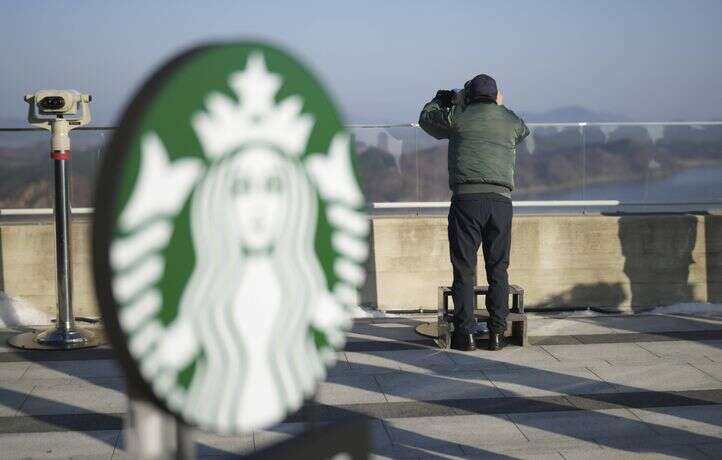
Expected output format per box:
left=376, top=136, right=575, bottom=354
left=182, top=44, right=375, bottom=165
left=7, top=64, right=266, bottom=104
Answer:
left=0, top=126, right=116, bottom=132
left=373, top=201, right=722, bottom=208
left=3, top=200, right=721, bottom=217
left=0, top=208, right=94, bottom=216
left=2, top=121, right=722, bottom=132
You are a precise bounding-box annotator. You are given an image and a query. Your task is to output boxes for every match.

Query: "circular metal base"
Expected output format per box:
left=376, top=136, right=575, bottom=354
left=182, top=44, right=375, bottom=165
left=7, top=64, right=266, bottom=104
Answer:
left=8, top=326, right=102, bottom=350
left=415, top=322, right=451, bottom=349
left=416, top=321, right=490, bottom=349
left=415, top=322, right=438, bottom=338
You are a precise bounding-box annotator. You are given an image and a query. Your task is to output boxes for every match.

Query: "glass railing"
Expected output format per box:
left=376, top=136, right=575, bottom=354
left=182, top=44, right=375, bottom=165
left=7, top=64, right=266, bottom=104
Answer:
left=352, top=122, right=722, bottom=214
left=1, top=122, right=722, bottom=214
left=0, top=127, right=110, bottom=210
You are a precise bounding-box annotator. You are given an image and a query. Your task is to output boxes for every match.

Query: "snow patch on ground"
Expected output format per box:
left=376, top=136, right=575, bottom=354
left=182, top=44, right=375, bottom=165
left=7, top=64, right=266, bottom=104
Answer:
left=648, top=303, right=722, bottom=316
left=530, top=303, right=722, bottom=319
left=0, top=297, right=396, bottom=328
left=0, top=292, right=52, bottom=328
left=529, top=309, right=614, bottom=319
left=349, top=305, right=401, bottom=318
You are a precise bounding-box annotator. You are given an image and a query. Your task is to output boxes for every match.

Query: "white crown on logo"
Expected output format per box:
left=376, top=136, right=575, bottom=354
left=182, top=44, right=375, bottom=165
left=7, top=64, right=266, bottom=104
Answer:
left=192, top=53, right=315, bottom=159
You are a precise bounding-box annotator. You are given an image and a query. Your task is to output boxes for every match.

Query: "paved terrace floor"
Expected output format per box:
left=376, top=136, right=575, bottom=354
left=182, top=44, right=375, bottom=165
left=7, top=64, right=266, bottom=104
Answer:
left=2, top=313, right=722, bottom=459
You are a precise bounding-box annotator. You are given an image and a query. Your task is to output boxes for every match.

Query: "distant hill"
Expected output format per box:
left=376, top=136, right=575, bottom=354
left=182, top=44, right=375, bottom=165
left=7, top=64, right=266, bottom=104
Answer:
left=519, top=106, right=632, bottom=123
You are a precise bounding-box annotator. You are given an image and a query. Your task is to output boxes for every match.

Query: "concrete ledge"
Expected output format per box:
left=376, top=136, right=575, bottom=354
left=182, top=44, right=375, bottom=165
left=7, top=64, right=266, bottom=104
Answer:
left=1, top=214, right=720, bottom=317
left=0, top=220, right=97, bottom=318
left=363, top=214, right=722, bottom=311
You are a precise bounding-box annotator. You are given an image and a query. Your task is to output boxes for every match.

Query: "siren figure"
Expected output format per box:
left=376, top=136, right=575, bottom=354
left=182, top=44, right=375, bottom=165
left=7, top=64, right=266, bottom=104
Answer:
left=146, top=145, right=328, bottom=432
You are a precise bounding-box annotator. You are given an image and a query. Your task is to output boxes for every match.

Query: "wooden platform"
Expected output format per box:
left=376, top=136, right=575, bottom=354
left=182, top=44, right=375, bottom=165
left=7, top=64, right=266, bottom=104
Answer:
left=434, top=285, right=528, bottom=348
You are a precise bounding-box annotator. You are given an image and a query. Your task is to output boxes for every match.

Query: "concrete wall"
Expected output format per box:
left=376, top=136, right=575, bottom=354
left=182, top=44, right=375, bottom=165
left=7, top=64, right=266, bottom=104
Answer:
left=363, top=214, right=722, bottom=311
left=0, top=220, right=97, bottom=318
left=1, top=214, right=721, bottom=318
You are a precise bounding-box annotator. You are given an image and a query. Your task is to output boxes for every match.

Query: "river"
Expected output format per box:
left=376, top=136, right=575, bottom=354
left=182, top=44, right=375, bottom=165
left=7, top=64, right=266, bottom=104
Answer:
left=519, top=165, right=722, bottom=204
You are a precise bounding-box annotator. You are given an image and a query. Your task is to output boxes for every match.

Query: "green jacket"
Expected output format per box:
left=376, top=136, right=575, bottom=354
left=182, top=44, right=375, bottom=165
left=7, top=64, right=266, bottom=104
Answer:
left=419, top=96, right=529, bottom=195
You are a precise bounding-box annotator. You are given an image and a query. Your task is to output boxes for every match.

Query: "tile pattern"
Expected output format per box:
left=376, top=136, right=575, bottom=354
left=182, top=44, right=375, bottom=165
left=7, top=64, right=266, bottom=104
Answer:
left=0, top=314, right=722, bottom=458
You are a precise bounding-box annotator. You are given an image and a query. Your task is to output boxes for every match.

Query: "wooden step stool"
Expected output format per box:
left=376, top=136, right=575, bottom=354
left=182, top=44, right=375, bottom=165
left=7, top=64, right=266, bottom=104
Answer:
left=437, top=285, right=528, bottom=348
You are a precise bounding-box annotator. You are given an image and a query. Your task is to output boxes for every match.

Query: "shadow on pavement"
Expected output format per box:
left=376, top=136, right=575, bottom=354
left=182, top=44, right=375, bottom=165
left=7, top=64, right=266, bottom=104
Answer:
left=2, top=314, right=722, bottom=457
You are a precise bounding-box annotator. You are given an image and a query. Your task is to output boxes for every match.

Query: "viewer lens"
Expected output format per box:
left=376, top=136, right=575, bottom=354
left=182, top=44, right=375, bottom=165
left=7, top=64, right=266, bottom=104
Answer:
left=39, top=96, right=65, bottom=111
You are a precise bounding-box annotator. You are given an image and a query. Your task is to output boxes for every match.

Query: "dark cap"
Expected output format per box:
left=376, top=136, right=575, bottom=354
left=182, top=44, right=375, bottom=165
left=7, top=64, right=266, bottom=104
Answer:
left=465, top=74, right=497, bottom=102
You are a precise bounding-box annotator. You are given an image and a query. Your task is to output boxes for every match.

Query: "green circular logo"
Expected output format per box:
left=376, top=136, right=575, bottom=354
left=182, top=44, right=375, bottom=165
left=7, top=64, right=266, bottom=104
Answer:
left=93, top=42, right=368, bottom=434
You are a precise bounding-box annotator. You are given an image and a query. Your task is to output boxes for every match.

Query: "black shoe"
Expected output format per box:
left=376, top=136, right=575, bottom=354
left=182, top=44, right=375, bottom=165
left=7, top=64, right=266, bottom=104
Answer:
left=450, top=332, right=477, bottom=351
left=488, top=332, right=507, bottom=351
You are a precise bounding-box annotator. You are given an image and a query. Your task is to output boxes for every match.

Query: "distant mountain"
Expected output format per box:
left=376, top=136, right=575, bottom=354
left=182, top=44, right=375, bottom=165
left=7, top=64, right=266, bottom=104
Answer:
left=519, top=106, right=632, bottom=123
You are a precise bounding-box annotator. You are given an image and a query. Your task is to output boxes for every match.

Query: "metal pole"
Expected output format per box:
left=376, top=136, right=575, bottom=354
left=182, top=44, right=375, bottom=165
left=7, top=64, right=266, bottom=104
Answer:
left=125, top=381, right=177, bottom=459
left=53, top=145, right=74, bottom=333
left=580, top=123, right=587, bottom=202
left=8, top=117, right=99, bottom=350
left=125, top=380, right=195, bottom=460
left=175, top=420, right=196, bottom=460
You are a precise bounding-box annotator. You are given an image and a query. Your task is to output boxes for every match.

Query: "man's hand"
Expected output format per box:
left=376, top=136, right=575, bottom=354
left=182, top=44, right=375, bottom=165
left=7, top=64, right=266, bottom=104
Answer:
left=496, top=91, right=504, bottom=106
left=435, top=90, right=455, bottom=108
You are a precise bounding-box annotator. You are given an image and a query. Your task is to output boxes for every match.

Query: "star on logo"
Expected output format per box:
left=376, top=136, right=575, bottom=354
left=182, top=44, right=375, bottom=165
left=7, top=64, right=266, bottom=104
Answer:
left=192, top=53, right=314, bottom=159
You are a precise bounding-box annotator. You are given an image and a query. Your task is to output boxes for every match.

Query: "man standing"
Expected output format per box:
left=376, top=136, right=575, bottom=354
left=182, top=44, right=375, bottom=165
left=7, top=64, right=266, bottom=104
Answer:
left=419, top=74, right=529, bottom=351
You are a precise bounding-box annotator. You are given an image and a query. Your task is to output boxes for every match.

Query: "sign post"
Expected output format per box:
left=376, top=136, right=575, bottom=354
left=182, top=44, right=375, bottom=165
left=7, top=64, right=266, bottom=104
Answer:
left=93, top=41, right=371, bottom=457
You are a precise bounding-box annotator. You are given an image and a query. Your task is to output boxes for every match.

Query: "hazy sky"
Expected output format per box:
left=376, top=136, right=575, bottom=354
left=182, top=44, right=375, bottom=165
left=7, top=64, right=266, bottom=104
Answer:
left=1, top=0, right=721, bottom=125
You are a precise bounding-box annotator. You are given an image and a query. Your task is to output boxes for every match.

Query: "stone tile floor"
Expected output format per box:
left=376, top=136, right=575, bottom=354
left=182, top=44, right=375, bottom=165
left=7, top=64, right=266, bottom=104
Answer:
left=1, top=312, right=722, bottom=458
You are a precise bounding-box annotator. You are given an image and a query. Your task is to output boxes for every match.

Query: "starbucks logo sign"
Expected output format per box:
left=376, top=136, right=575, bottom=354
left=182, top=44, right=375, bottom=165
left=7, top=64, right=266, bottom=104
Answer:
left=93, top=43, right=368, bottom=434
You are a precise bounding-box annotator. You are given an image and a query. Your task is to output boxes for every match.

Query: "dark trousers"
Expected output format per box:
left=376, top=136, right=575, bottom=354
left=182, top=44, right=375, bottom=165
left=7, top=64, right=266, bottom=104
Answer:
left=448, top=193, right=512, bottom=335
